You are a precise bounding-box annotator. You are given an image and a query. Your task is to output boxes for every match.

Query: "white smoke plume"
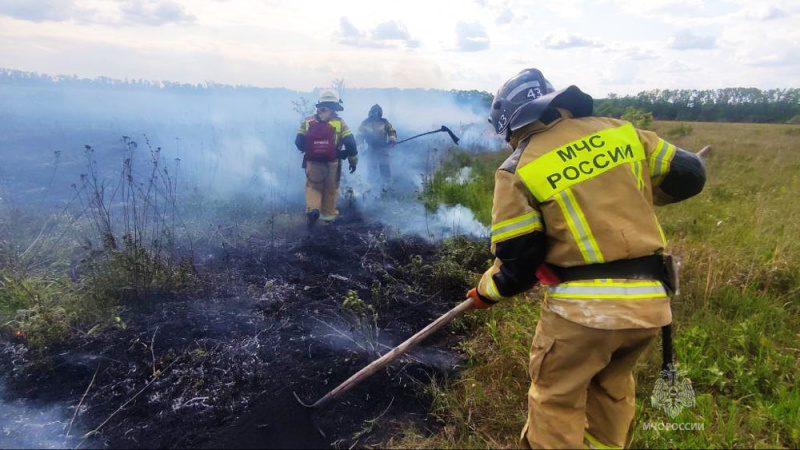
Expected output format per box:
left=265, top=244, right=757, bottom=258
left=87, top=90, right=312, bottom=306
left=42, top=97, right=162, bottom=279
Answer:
left=0, top=382, right=82, bottom=449
left=0, top=69, right=502, bottom=239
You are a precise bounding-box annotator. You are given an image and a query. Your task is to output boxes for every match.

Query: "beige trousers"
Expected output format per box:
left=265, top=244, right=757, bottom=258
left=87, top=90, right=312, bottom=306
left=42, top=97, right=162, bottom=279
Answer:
left=305, top=160, right=341, bottom=220
left=521, top=309, right=659, bottom=449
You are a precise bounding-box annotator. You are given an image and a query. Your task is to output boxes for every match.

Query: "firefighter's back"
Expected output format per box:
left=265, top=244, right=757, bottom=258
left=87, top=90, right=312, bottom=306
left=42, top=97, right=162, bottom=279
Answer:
left=518, top=114, right=672, bottom=330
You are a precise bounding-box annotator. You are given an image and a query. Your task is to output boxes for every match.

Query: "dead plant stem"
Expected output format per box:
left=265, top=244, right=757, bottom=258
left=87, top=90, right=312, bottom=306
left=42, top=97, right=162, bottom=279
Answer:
left=150, top=326, right=159, bottom=377
left=81, top=356, right=181, bottom=440
left=66, top=363, right=101, bottom=439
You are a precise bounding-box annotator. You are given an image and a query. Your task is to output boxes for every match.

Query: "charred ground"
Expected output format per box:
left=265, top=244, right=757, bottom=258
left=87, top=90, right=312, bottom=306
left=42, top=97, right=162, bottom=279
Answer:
left=0, top=205, right=491, bottom=448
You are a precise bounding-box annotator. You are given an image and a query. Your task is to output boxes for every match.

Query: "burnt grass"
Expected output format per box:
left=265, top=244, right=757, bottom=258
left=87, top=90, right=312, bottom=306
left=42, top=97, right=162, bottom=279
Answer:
left=0, top=206, right=491, bottom=449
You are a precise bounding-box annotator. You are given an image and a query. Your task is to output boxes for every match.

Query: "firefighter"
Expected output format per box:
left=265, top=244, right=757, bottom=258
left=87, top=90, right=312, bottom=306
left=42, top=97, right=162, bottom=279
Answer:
left=357, top=104, right=397, bottom=192
left=465, top=68, right=707, bottom=448
left=295, top=90, right=358, bottom=227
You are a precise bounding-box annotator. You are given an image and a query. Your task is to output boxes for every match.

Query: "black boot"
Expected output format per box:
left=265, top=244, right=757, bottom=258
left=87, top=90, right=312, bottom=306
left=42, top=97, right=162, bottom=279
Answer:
left=307, top=209, right=320, bottom=229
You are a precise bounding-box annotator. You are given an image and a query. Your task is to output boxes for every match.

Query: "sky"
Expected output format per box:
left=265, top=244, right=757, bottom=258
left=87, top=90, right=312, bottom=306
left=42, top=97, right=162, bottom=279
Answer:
left=0, top=0, right=799, bottom=98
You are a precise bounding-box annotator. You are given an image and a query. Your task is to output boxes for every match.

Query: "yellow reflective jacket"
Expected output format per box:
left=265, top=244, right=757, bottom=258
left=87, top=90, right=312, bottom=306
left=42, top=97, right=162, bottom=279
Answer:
left=357, top=117, right=397, bottom=149
left=477, top=108, right=706, bottom=329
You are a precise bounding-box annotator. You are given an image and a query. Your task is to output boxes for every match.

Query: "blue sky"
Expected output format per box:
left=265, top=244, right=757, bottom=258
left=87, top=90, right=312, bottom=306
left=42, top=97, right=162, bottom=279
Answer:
left=0, top=0, right=798, bottom=97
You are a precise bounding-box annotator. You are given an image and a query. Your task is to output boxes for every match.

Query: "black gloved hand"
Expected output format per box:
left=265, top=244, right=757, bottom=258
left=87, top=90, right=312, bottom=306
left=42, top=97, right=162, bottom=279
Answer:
left=347, top=155, right=358, bottom=174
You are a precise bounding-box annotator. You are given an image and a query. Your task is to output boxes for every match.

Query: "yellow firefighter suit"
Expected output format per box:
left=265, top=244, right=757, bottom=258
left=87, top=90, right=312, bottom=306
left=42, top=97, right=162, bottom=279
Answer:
left=358, top=108, right=397, bottom=190
left=295, top=112, right=358, bottom=222
left=476, top=102, right=706, bottom=448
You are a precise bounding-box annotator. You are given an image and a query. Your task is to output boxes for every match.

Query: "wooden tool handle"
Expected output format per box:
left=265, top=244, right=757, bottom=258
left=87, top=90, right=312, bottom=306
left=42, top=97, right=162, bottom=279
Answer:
left=310, top=298, right=475, bottom=409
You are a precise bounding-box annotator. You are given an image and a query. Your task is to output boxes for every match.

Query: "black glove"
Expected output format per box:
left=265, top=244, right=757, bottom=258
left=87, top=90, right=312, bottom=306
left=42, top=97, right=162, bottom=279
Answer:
left=347, top=155, right=358, bottom=174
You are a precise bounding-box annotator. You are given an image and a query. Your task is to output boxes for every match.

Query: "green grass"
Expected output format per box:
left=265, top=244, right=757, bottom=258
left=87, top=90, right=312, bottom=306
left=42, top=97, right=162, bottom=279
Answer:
left=396, top=121, right=800, bottom=448
left=0, top=271, right=73, bottom=349
left=422, top=151, right=498, bottom=225
left=0, top=203, right=196, bottom=351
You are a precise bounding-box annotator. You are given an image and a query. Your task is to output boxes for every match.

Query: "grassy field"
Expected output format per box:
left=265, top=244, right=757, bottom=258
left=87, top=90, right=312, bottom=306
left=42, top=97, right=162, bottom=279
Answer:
left=400, top=121, right=800, bottom=449
left=1, top=120, right=798, bottom=448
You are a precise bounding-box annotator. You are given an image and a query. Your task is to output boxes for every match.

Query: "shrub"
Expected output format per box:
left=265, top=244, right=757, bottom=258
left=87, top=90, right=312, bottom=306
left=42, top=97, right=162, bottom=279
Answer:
left=0, top=272, right=74, bottom=350
left=431, top=237, right=491, bottom=300
left=622, top=107, right=654, bottom=130
left=666, top=123, right=694, bottom=138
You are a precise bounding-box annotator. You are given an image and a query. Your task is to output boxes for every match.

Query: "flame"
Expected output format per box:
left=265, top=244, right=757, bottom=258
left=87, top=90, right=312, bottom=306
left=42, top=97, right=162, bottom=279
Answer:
left=15, top=330, right=22, bottom=336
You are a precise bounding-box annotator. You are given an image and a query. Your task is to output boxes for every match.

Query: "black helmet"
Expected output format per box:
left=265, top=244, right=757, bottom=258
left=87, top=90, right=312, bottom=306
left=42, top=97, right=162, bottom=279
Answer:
left=488, top=68, right=593, bottom=135
left=368, top=104, right=382, bottom=118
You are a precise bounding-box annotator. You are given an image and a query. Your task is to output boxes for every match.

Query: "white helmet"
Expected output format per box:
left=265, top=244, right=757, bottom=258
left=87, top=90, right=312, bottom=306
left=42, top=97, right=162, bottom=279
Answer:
left=316, top=90, right=344, bottom=111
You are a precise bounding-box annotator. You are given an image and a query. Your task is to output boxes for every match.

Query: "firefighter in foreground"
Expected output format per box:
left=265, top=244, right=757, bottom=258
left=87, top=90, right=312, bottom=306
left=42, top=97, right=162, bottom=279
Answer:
left=357, top=104, right=397, bottom=193
left=295, top=90, right=358, bottom=227
left=466, top=68, right=706, bottom=448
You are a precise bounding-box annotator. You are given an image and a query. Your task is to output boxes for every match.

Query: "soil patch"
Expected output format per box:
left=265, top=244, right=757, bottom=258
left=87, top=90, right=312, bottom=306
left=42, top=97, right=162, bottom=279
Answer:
left=0, top=206, right=488, bottom=448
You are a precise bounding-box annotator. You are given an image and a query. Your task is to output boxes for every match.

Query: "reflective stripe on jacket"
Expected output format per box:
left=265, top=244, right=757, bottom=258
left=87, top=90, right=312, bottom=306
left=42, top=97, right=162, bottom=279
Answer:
left=297, top=114, right=352, bottom=148
left=477, top=108, right=705, bottom=329
left=357, top=117, right=397, bottom=149
left=295, top=114, right=358, bottom=165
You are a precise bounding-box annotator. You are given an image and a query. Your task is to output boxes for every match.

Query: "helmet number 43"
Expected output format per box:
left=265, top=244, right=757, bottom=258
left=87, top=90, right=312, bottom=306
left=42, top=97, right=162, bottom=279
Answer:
left=498, top=114, right=508, bottom=128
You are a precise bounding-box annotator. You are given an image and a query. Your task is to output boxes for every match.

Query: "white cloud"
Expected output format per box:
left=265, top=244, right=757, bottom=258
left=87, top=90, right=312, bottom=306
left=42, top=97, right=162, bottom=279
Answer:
left=734, top=40, right=800, bottom=68
left=496, top=8, right=514, bottom=25
left=603, top=43, right=659, bottom=61
left=339, top=16, right=364, bottom=40
left=611, top=0, right=707, bottom=19
left=0, top=0, right=797, bottom=95
left=717, top=4, right=800, bottom=70
left=0, top=0, right=85, bottom=22
left=540, top=30, right=602, bottom=49
left=372, top=21, right=410, bottom=41
left=732, top=1, right=800, bottom=21
left=745, top=48, right=800, bottom=67
left=336, top=17, right=419, bottom=49
left=598, top=63, right=642, bottom=86
left=542, top=0, right=584, bottom=19
left=668, top=30, right=716, bottom=50
left=657, top=59, right=702, bottom=73
left=455, top=22, right=490, bottom=52
left=744, top=4, right=787, bottom=20
left=120, top=0, right=195, bottom=26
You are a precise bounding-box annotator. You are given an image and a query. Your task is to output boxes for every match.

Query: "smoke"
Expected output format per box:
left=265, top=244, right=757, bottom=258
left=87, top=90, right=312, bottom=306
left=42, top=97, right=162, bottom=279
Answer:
left=306, top=315, right=460, bottom=372
left=0, top=74, right=309, bottom=208
left=0, top=381, right=83, bottom=449
left=0, top=70, right=501, bottom=239
left=0, top=71, right=499, bottom=444
left=349, top=195, right=489, bottom=240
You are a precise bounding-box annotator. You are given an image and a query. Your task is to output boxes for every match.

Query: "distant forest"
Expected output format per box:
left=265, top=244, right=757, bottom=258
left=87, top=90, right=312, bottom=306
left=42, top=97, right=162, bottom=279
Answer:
left=455, top=87, right=800, bottom=124
left=0, top=67, right=291, bottom=94
left=3, top=68, right=798, bottom=124
left=594, top=88, right=800, bottom=124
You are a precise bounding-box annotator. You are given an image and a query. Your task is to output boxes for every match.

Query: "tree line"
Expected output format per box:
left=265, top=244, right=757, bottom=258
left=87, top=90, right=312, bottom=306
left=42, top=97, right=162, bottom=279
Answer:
left=451, top=87, right=800, bottom=124
left=594, top=88, right=800, bottom=123
left=4, top=68, right=798, bottom=124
